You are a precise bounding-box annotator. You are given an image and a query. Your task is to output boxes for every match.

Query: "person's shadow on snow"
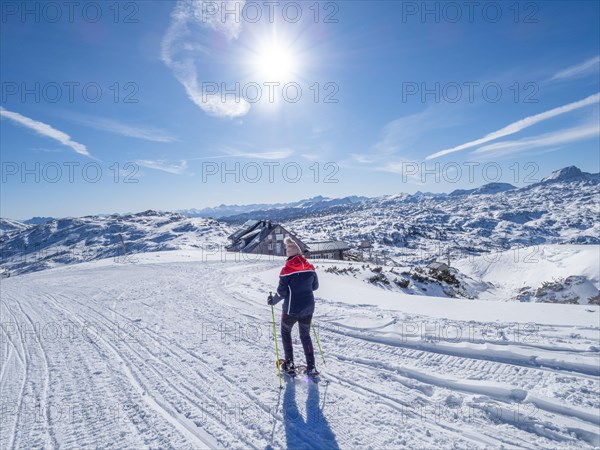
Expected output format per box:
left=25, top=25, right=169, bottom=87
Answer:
left=281, top=379, right=339, bottom=450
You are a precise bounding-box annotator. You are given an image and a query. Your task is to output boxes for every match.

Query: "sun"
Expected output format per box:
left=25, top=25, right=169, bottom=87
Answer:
left=253, top=40, right=299, bottom=83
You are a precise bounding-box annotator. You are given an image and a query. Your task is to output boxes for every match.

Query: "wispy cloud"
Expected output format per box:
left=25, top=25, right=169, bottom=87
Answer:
left=135, top=159, right=188, bottom=174
left=300, top=153, right=320, bottom=161
left=472, top=122, right=600, bottom=158
left=222, top=146, right=294, bottom=159
left=347, top=113, right=430, bottom=167
left=346, top=107, right=463, bottom=169
left=551, top=56, right=600, bottom=81
left=349, top=153, right=375, bottom=164
left=372, top=112, right=431, bottom=156
left=65, top=115, right=177, bottom=143
left=426, top=92, right=600, bottom=160
left=375, top=161, right=412, bottom=175
left=0, top=107, right=92, bottom=157
left=161, top=1, right=249, bottom=118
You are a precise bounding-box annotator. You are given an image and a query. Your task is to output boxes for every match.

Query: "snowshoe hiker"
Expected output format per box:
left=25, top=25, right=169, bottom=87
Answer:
left=268, top=236, right=320, bottom=377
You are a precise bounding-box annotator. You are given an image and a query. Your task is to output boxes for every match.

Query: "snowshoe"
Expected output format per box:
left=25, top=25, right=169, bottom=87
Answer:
left=294, top=366, right=319, bottom=381
left=306, top=368, right=320, bottom=378
left=277, top=359, right=297, bottom=376
left=302, top=367, right=320, bottom=381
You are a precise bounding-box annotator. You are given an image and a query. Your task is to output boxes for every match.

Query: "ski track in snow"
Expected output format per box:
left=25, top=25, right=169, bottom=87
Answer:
left=1, top=255, right=599, bottom=449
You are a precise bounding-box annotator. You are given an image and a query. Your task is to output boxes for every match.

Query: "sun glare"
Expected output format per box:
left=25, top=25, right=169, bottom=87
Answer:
left=254, top=40, right=299, bottom=82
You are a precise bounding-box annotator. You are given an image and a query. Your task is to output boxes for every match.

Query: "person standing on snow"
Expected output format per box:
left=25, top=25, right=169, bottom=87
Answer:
left=268, top=236, right=320, bottom=376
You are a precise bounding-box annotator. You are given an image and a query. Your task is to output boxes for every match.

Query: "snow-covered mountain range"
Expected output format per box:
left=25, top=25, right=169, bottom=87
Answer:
left=285, top=166, right=599, bottom=261
left=177, top=195, right=367, bottom=219
left=1, top=166, right=598, bottom=303
left=0, top=211, right=231, bottom=275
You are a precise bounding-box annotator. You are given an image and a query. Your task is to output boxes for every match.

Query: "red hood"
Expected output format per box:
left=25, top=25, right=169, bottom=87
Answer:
left=280, top=255, right=315, bottom=276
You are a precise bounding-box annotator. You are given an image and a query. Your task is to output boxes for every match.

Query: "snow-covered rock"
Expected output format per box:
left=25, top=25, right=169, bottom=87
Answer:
left=539, top=165, right=600, bottom=184
left=454, top=244, right=600, bottom=304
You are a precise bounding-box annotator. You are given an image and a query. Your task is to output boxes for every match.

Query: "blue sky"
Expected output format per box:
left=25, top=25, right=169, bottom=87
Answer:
left=1, top=0, right=599, bottom=219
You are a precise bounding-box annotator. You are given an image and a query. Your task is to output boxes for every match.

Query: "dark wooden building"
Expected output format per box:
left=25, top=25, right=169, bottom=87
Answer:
left=227, top=220, right=350, bottom=260
left=226, top=220, right=308, bottom=256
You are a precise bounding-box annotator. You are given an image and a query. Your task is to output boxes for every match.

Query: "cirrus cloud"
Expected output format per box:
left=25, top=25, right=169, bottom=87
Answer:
left=161, top=1, right=250, bottom=119
left=426, top=92, right=600, bottom=160
left=0, top=107, right=93, bottom=158
left=136, top=159, right=188, bottom=174
left=551, top=56, right=600, bottom=82
left=472, top=122, right=600, bottom=158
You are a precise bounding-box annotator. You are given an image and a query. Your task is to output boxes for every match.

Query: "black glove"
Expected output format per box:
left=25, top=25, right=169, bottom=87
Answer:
left=267, top=294, right=274, bottom=305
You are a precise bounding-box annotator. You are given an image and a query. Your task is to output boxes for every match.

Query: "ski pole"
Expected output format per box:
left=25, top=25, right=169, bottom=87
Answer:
left=270, top=293, right=283, bottom=389
left=312, top=322, right=326, bottom=367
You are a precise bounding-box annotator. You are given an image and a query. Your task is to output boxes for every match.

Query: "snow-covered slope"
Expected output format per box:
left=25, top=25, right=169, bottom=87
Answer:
left=297, top=245, right=599, bottom=304
left=0, top=218, right=30, bottom=236
left=1, top=252, right=598, bottom=449
left=0, top=211, right=231, bottom=275
left=454, top=244, right=600, bottom=304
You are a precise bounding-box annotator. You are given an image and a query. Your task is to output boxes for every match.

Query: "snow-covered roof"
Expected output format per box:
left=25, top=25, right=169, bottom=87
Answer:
left=227, top=219, right=275, bottom=241
left=240, top=228, right=261, bottom=241
left=306, top=241, right=350, bottom=253
left=228, top=220, right=284, bottom=252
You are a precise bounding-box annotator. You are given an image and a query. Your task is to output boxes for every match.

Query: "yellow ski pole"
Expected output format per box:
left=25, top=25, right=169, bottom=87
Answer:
left=270, top=292, right=283, bottom=389
left=312, top=322, right=326, bottom=367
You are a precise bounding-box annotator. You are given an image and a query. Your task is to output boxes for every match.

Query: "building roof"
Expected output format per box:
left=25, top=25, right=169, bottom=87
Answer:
left=240, top=228, right=261, bottom=241
left=228, top=220, right=274, bottom=252
left=241, top=227, right=272, bottom=253
left=227, top=220, right=308, bottom=253
left=227, top=219, right=261, bottom=241
left=306, top=241, right=350, bottom=253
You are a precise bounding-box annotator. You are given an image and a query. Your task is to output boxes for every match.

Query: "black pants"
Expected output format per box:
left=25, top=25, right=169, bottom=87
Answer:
left=281, top=313, right=315, bottom=369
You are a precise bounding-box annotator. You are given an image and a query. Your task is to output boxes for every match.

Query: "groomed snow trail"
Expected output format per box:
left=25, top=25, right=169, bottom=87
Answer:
left=1, top=253, right=599, bottom=449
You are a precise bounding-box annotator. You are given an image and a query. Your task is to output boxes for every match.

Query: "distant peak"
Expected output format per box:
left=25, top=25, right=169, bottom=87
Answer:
left=476, top=182, right=516, bottom=193
left=542, top=166, right=582, bottom=181
left=449, top=182, right=516, bottom=196
left=540, top=166, right=598, bottom=184
left=304, top=195, right=327, bottom=202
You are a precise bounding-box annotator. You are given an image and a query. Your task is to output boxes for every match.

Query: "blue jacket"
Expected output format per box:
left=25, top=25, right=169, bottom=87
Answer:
left=272, top=255, right=319, bottom=317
